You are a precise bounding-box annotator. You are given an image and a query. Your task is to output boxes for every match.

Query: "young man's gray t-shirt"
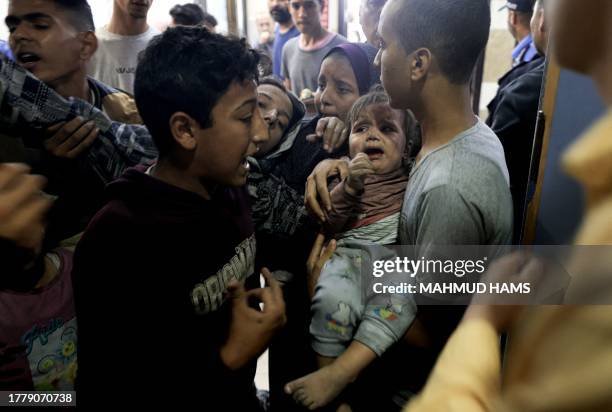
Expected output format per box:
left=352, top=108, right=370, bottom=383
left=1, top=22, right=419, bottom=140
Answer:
left=281, top=34, right=348, bottom=96
left=400, top=120, right=513, bottom=252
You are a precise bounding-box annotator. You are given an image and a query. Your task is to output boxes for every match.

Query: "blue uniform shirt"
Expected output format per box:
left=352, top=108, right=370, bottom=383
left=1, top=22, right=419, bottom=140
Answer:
left=512, top=34, right=539, bottom=67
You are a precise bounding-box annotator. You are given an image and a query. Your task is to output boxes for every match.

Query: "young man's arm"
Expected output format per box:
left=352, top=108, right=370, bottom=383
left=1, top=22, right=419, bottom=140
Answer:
left=0, top=56, right=157, bottom=184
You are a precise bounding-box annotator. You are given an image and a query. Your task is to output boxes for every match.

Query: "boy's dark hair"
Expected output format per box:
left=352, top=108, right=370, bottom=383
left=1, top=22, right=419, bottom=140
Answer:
left=169, top=3, right=205, bottom=26
left=347, top=86, right=421, bottom=160
left=390, top=0, right=490, bottom=84
left=53, top=0, right=95, bottom=32
left=134, top=26, right=260, bottom=155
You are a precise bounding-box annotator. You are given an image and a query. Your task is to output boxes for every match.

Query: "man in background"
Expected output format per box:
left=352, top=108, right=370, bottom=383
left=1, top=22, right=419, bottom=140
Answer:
left=501, top=0, right=539, bottom=67
left=487, top=0, right=548, bottom=241
left=269, top=0, right=299, bottom=79
left=88, top=0, right=159, bottom=94
left=281, top=0, right=347, bottom=97
left=359, top=0, right=386, bottom=47
left=254, top=12, right=275, bottom=59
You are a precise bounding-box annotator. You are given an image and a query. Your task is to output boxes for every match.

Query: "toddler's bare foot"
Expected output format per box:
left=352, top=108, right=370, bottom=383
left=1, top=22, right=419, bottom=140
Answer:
left=284, top=363, right=350, bottom=410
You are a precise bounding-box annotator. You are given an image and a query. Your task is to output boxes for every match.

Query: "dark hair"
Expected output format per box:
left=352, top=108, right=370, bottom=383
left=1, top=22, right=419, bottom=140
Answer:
left=259, top=76, right=287, bottom=93
left=134, top=26, right=260, bottom=156
left=292, top=0, right=325, bottom=9
left=389, top=0, right=490, bottom=84
left=169, top=3, right=205, bottom=26
left=202, top=11, right=218, bottom=28
left=53, top=0, right=95, bottom=32
left=347, top=86, right=421, bottom=162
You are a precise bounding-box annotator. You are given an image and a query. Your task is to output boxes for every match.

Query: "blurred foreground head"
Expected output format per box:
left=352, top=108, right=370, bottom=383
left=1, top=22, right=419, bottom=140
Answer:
left=552, top=0, right=612, bottom=99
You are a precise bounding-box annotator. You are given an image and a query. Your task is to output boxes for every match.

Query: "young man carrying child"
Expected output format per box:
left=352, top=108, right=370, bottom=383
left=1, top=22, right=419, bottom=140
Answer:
left=305, top=0, right=512, bottom=408
left=72, top=27, right=286, bottom=409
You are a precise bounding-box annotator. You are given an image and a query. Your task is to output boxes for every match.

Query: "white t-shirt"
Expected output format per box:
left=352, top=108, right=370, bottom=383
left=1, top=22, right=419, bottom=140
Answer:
left=88, top=25, right=160, bottom=94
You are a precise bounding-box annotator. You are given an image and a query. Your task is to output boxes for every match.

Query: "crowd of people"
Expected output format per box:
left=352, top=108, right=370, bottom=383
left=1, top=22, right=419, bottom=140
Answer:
left=1, top=0, right=611, bottom=411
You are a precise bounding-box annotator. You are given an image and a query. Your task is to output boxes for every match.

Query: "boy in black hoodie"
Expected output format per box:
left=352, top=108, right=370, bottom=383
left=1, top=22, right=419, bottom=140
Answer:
left=72, top=27, right=286, bottom=410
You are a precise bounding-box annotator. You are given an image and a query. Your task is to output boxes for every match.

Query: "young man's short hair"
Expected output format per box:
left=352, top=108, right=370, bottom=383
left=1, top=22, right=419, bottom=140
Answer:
left=291, top=0, right=325, bottom=9
left=390, top=0, right=490, bottom=84
left=54, top=0, right=95, bottom=32
left=134, top=26, right=260, bottom=155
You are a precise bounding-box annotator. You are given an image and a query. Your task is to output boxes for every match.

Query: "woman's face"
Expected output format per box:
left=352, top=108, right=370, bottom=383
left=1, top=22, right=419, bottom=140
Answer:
left=256, top=83, right=294, bottom=156
left=316, top=53, right=361, bottom=122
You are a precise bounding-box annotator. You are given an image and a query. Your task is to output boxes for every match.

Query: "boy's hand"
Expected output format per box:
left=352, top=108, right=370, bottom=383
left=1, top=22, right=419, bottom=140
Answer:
left=45, top=117, right=99, bottom=160
left=345, top=153, right=375, bottom=196
left=305, top=158, right=350, bottom=223
left=306, top=117, right=349, bottom=153
left=0, top=163, right=53, bottom=251
left=221, top=268, right=286, bottom=370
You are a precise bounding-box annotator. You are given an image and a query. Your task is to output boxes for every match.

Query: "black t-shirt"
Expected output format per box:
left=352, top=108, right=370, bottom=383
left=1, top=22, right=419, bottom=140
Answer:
left=72, top=166, right=261, bottom=410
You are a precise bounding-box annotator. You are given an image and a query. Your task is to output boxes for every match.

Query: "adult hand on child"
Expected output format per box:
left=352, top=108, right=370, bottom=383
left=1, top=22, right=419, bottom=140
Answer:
left=45, top=117, right=99, bottom=160
left=221, top=268, right=286, bottom=370
left=305, top=158, right=350, bottom=222
left=0, top=163, right=53, bottom=251
left=345, top=153, right=376, bottom=196
left=465, top=251, right=545, bottom=333
left=306, top=117, right=349, bottom=153
left=306, top=233, right=337, bottom=298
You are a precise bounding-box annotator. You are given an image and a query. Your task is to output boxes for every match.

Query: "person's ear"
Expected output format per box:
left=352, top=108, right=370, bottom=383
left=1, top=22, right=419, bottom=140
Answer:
left=537, top=9, right=547, bottom=35
left=411, top=48, right=431, bottom=82
left=79, top=31, right=98, bottom=61
left=169, top=112, right=199, bottom=151
left=508, top=10, right=517, bottom=27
